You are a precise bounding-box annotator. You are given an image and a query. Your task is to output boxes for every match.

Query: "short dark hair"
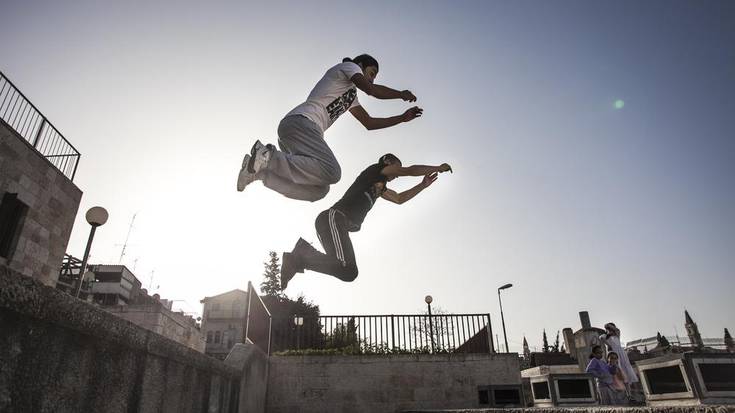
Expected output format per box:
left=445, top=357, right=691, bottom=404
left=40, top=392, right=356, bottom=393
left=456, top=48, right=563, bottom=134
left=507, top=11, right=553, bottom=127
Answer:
left=589, top=345, right=602, bottom=359
left=607, top=351, right=619, bottom=359
left=378, top=153, right=401, bottom=165
left=343, top=54, right=379, bottom=71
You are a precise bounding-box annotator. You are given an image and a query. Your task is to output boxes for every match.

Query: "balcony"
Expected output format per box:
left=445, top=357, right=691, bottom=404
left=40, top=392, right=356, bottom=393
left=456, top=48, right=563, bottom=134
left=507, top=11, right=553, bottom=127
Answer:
left=0, top=70, right=80, bottom=181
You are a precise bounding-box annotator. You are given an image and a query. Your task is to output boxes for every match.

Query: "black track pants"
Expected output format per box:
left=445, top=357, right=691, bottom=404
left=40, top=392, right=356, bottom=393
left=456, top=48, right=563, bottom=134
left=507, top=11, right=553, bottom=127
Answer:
left=304, top=209, right=358, bottom=282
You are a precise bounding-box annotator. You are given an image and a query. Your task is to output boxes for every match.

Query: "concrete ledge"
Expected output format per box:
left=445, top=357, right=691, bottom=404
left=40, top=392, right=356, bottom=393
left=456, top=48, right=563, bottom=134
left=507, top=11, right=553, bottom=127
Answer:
left=402, top=407, right=735, bottom=412
left=0, top=265, right=240, bottom=412
left=0, top=265, right=234, bottom=375
left=268, top=352, right=520, bottom=364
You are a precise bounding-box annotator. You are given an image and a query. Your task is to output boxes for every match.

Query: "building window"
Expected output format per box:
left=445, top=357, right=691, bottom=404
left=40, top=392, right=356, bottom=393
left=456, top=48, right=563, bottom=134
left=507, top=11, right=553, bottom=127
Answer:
left=212, top=303, right=221, bottom=311
left=206, top=331, right=213, bottom=343
left=214, top=331, right=221, bottom=344
left=0, top=193, right=29, bottom=260
left=478, top=389, right=489, bottom=405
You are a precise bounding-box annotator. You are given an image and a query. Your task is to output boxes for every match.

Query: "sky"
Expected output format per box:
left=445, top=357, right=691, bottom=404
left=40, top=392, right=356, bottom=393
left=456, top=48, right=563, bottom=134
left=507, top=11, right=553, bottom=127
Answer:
left=1, top=0, right=734, bottom=352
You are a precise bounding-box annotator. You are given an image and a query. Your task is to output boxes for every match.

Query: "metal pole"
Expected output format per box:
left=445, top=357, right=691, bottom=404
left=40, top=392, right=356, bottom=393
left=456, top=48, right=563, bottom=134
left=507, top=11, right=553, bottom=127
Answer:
left=498, top=289, right=509, bottom=353
left=32, top=118, right=46, bottom=147
left=244, top=283, right=253, bottom=343
left=486, top=313, right=494, bottom=353
left=296, top=322, right=300, bottom=350
left=74, top=225, right=97, bottom=298
left=267, top=316, right=272, bottom=356
left=427, top=303, right=435, bottom=353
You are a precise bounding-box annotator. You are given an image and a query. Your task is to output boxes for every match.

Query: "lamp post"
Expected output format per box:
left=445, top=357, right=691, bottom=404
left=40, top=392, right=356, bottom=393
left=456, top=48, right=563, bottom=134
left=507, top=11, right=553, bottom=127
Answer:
left=497, top=283, right=513, bottom=353
left=75, top=207, right=108, bottom=298
left=425, top=295, right=435, bottom=353
left=294, top=315, right=304, bottom=350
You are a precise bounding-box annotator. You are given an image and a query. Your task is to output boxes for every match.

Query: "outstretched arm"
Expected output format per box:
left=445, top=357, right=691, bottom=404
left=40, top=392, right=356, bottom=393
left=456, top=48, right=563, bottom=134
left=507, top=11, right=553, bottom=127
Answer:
left=585, top=359, right=613, bottom=381
left=350, top=105, right=422, bottom=130
left=381, top=162, right=452, bottom=180
left=351, top=73, right=417, bottom=101
left=382, top=173, right=438, bottom=205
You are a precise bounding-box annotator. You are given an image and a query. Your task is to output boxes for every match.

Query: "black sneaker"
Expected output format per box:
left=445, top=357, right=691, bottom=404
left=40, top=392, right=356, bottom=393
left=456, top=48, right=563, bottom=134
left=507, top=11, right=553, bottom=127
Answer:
left=281, top=252, right=301, bottom=290
left=293, top=237, right=320, bottom=258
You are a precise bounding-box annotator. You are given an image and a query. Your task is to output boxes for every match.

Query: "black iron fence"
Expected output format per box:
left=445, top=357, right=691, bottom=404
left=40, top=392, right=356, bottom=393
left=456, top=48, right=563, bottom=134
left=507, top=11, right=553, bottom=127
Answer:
left=270, top=313, right=494, bottom=355
left=0, top=71, right=80, bottom=181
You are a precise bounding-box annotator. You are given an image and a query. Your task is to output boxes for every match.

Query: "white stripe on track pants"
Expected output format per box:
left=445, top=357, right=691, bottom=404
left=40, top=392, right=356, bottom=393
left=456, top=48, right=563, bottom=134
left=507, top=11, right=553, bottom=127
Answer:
left=303, top=208, right=358, bottom=282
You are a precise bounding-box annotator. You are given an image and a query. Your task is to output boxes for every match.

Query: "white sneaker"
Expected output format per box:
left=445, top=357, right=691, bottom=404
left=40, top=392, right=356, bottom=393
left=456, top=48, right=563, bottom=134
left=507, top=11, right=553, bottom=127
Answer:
left=237, top=154, right=257, bottom=191
left=249, top=140, right=272, bottom=174
left=236, top=140, right=274, bottom=192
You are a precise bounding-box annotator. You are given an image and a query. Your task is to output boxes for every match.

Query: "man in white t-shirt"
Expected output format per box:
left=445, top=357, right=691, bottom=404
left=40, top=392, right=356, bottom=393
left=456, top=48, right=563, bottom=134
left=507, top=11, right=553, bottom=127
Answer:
left=237, top=54, right=423, bottom=202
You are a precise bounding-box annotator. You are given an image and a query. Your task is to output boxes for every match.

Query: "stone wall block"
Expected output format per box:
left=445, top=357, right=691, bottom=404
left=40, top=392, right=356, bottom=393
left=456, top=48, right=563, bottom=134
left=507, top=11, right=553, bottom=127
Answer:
left=1, top=121, right=82, bottom=286
left=267, top=354, right=521, bottom=412
left=0, top=267, right=242, bottom=413
left=138, top=355, right=167, bottom=413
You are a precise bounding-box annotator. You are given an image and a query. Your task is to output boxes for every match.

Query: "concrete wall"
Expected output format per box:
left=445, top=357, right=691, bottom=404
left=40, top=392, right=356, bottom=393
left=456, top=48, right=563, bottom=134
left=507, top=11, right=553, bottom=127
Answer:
left=106, top=303, right=206, bottom=353
left=266, top=353, right=521, bottom=413
left=225, top=343, right=269, bottom=413
left=0, top=265, right=241, bottom=413
left=0, top=119, right=82, bottom=286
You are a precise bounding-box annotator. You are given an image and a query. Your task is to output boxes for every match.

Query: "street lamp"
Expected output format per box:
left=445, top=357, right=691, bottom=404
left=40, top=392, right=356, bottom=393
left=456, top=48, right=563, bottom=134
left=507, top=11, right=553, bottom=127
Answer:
left=75, top=207, right=109, bottom=298
left=294, top=315, right=304, bottom=350
left=425, top=295, right=435, bottom=353
left=497, top=283, right=513, bottom=353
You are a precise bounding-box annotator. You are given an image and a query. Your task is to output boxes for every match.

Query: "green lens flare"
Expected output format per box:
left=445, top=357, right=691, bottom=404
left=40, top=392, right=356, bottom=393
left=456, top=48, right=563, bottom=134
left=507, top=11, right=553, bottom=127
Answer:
left=614, top=100, right=625, bottom=109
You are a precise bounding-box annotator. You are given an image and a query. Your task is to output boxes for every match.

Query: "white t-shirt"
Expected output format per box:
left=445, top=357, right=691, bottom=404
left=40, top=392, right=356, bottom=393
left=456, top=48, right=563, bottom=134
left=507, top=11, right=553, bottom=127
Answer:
left=285, top=62, right=362, bottom=133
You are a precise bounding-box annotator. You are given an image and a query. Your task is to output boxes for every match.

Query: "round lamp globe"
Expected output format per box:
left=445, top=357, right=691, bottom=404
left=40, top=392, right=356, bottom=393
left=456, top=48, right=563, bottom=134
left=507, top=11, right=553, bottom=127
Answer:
left=86, top=206, right=109, bottom=226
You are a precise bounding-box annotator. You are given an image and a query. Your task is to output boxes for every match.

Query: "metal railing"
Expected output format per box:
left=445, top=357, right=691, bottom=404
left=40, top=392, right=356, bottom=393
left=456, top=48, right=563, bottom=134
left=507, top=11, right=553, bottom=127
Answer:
left=270, top=313, right=494, bottom=355
left=243, top=281, right=272, bottom=355
left=0, top=71, right=80, bottom=181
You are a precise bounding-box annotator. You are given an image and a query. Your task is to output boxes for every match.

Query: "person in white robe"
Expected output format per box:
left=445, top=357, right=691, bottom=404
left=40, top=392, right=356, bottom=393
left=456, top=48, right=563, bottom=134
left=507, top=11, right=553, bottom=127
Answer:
left=600, top=322, right=639, bottom=392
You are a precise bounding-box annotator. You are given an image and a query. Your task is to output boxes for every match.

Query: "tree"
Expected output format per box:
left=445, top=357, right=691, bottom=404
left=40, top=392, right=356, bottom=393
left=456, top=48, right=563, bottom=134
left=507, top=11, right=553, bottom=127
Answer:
left=263, top=293, right=322, bottom=352
left=411, top=306, right=456, bottom=352
left=326, top=317, right=360, bottom=350
left=542, top=329, right=549, bottom=353
left=552, top=330, right=561, bottom=353
left=260, top=251, right=284, bottom=298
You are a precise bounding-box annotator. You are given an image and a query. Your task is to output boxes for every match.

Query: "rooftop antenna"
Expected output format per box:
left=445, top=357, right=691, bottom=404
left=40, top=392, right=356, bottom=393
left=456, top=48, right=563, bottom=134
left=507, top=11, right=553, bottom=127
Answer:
left=674, top=325, right=681, bottom=346
left=148, top=270, right=158, bottom=291
left=118, top=213, right=137, bottom=264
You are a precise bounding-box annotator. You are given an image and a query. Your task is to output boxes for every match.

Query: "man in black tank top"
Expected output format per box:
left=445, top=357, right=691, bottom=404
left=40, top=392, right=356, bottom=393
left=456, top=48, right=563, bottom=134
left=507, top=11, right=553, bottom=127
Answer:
left=280, top=154, right=452, bottom=289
